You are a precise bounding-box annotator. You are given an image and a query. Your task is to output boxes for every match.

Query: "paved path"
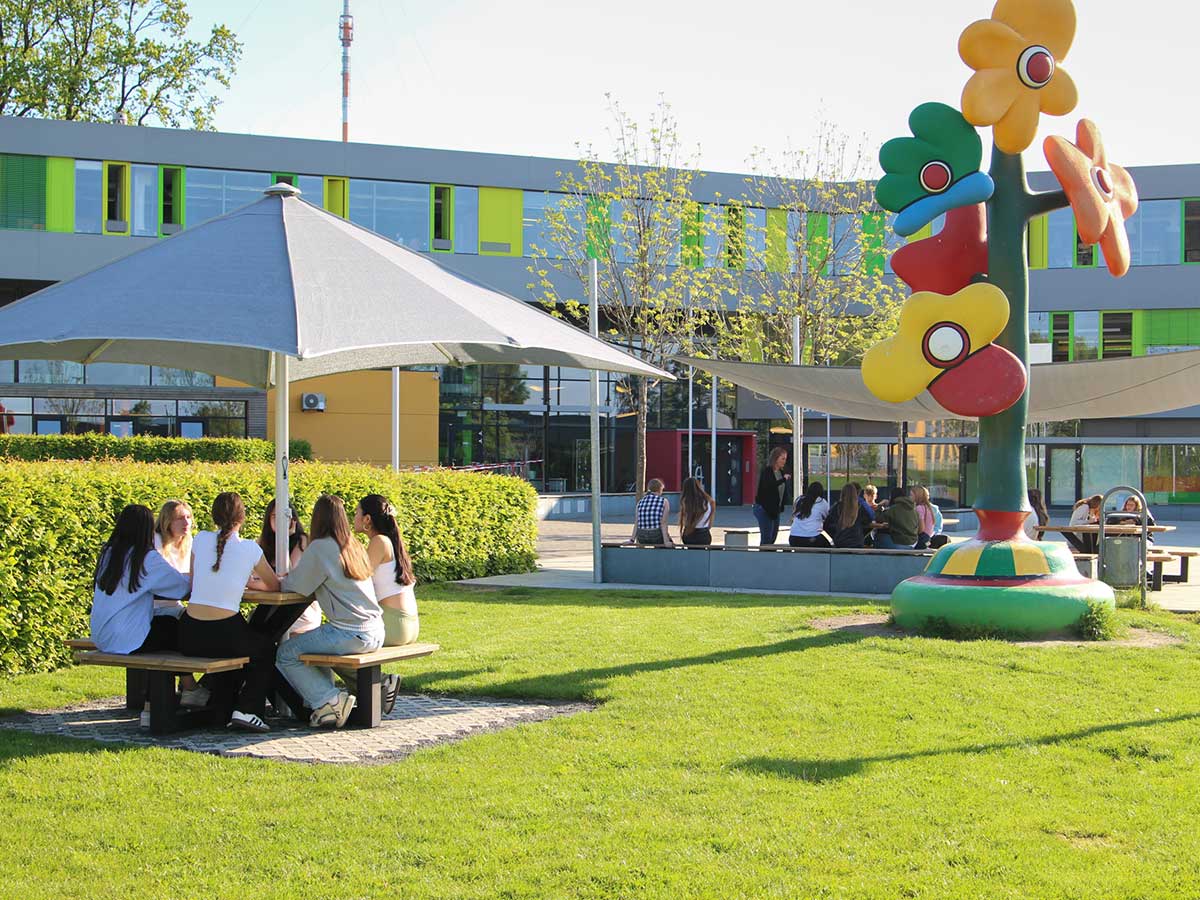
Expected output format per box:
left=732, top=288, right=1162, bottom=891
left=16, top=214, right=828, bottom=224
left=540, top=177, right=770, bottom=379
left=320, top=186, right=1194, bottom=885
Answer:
left=0, top=694, right=591, bottom=765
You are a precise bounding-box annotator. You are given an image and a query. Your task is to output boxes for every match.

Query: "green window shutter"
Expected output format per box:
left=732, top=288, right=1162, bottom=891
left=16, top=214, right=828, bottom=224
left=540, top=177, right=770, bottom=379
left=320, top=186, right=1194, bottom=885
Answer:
left=766, top=208, right=788, bottom=273
left=679, top=201, right=703, bottom=268
left=862, top=213, right=885, bottom=275
left=46, top=157, right=74, bottom=232
left=0, top=154, right=47, bottom=230
left=1190, top=309, right=1200, bottom=345
left=1028, top=214, right=1048, bottom=269
left=586, top=196, right=611, bottom=260
left=323, top=177, right=348, bottom=218
left=478, top=187, right=522, bottom=256
left=806, top=212, right=830, bottom=275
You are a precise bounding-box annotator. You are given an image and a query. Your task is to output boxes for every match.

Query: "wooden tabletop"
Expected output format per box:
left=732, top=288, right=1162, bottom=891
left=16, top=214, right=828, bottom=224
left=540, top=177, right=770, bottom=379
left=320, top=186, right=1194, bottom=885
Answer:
left=1041, top=524, right=1175, bottom=534
left=241, top=590, right=310, bottom=605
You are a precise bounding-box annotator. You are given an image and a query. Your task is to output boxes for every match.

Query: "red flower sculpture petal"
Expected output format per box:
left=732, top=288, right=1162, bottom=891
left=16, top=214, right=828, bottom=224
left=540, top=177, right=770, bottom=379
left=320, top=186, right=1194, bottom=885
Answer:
left=890, top=204, right=989, bottom=295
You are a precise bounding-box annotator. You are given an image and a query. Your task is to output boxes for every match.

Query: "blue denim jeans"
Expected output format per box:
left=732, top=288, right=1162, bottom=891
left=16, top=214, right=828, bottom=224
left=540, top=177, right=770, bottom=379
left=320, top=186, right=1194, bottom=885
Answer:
left=752, top=504, right=780, bottom=545
left=276, top=622, right=383, bottom=710
left=874, top=532, right=907, bottom=550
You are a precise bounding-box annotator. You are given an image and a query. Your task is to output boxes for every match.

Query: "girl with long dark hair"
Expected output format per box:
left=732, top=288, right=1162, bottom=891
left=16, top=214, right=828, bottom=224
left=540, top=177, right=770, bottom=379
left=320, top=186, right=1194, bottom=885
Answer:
left=789, top=481, right=831, bottom=548
left=278, top=495, right=384, bottom=729
left=1024, top=489, right=1049, bottom=541
left=179, top=492, right=281, bottom=733
left=678, top=477, right=716, bottom=546
left=251, top=498, right=319, bottom=642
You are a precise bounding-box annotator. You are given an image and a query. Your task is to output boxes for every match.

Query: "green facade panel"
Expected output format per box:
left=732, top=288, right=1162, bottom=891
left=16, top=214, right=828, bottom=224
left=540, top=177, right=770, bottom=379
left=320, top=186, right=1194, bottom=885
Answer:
left=0, top=153, right=47, bottom=230
left=478, top=187, right=522, bottom=257
left=45, top=156, right=74, bottom=233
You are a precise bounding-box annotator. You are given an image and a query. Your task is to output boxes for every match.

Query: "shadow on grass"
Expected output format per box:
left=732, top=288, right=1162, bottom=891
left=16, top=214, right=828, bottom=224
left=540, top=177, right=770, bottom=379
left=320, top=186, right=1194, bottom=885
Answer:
left=435, top=585, right=878, bottom=611
left=731, top=711, right=1200, bottom=783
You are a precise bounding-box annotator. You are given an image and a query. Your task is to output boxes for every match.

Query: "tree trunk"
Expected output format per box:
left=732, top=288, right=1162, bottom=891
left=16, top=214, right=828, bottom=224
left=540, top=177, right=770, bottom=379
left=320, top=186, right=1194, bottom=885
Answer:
left=635, top=375, right=649, bottom=498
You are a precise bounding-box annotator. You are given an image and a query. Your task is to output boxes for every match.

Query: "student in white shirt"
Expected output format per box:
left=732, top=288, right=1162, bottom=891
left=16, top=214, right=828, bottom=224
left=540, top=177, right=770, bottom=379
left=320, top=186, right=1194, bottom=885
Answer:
left=789, top=482, right=831, bottom=548
left=177, top=492, right=280, bottom=733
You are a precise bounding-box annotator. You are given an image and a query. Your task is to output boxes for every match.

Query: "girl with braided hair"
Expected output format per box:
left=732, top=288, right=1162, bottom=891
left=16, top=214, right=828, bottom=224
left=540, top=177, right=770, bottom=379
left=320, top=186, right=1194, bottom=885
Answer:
left=179, top=492, right=281, bottom=733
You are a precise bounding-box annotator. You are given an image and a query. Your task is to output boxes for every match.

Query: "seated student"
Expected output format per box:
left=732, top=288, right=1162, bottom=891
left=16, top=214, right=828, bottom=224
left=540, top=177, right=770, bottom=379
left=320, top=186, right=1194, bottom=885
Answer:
left=354, top=494, right=419, bottom=714
left=858, top=484, right=879, bottom=546
left=153, top=500, right=208, bottom=709
left=631, top=478, right=673, bottom=546
left=1024, top=489, right=1049, bottom=541
left=1065, top=494, right=1102, bottom=554
left=911, top=485, right=948, bottom=549
left=789, top=482, right=831, bottom=548
left=1107, top=494, right=1156, bottom=543
left=249, top=499, right=319, bottom=643
left=678, top=477, right=716, bottom=546
left=277, top=495, right=384, bottom=730
left=178, top=492, right=281, bottom=734
left=824, top=483, right=874, bottom=548
left=874, top=487, right=919, bottom=549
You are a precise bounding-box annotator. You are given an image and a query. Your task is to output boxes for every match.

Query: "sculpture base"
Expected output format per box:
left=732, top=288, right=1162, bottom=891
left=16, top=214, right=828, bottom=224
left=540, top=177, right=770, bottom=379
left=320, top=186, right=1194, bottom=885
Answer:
left=891, top=536, right=1115, bottom=635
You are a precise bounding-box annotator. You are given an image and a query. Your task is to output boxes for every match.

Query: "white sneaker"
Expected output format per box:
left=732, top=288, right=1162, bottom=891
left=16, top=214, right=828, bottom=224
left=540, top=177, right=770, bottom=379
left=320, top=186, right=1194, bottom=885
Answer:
left=310, top=691, right=356, bottom=729
left=179, top=685, right=211, bottom=708
left=228, top=710, right=270, bottom=733
left=381, top=674, right=401, bottom=715
left=138, top=710, right=151, bottom=730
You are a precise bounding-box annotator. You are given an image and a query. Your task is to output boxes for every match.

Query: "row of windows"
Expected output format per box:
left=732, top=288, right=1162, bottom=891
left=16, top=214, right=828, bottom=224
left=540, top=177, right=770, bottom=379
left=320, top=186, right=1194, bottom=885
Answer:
left=1028, top=308, right=1200, bottom=362
left=0, top=359, right=215, bottom=387
left=0, top=396, right=247, bottom=438
left=1028, top=200, right=1198, bottom=269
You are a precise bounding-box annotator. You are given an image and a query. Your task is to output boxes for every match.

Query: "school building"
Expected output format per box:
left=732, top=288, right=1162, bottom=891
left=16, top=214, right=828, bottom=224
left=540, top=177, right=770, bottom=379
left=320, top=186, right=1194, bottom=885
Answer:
left=1, top=116, right=1198, bottom=509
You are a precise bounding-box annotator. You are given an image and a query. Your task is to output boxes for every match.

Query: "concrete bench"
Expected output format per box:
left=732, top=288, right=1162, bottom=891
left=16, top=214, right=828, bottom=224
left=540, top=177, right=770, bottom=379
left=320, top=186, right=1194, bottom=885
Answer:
left=600, top=543, right=934, bottom=595
left=299, top=643, right=439, bottom=727
left=73, top=648, right=248, bottom=734
left=722, top=528, right=759, bottom=548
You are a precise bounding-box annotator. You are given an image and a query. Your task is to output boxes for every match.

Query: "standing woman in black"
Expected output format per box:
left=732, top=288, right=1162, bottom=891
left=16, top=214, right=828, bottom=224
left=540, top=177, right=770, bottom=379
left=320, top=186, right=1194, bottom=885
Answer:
left=753, top=447, right=791, bottom=545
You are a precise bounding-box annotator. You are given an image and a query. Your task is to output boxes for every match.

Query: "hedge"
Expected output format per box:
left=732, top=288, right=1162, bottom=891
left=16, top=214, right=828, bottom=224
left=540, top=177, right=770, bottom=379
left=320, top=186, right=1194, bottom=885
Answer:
left=0, top=461, right=538, bottom=675
left=0, top=433, right=314, bottom=463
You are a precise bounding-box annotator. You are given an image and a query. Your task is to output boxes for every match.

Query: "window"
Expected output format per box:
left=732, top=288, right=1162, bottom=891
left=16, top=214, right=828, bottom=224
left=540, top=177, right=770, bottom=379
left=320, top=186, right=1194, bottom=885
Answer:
left=160, top=166, right=184, bottom=233
left=455, top=186, right=478, bottom=254
left=1186, top=200, right=1200, bottom=263
left=324, top=176, right=349, bottom=218
left=17, top=360, right=84, bottom=384
left=1124, top=198, right=1181, bottom=266
left=0, top=361, right=13, bottom=383
left=85, top=363, right=151, bottom=385
left=523, top=191, right=571, bottom=259
left=1074, top=226, right=1096, bottom=267
left=1101, top=311, right=1133, bottom=358
left=296, top=175, right=325, bottom=203
left=104, top=161, right=129, bottom=234
left=272, top=173, right=296, bottom=186
left=1073, top=311, right=1099, bottom=360
left=744, top=207, right=766, bottom=271
left=807, top=213, right=831, bottom=275
left=348, top=179, right=429, bottom=250
left=1051, top=312, right=1072, bottom=362
left=130, top=164, right=157, bottom=237
left=75, top=160, right=103, bottom=234
left=185, top=169, right=272, bottom=227
left=832, top=216, right=862, bottom=275
left=0, top=154, right=46, bottom=230
left=152, top=367, right=215, bottom=387
left=1047, top=207, right=1074, bottom=268
left=724, top=206, right=745, bottom=269
left=1029, top=311, right=1052, bottom=363
left=431, top=185, right=453, bottom=251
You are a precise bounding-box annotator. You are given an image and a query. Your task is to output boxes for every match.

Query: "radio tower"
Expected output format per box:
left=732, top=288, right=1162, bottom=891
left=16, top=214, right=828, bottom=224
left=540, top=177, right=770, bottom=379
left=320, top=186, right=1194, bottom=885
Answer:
left=339, top=0, right=353, bottom=142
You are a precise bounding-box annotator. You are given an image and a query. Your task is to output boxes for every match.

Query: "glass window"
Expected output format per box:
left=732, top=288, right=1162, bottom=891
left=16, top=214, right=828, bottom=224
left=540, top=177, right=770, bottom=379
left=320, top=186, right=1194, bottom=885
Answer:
left=744, top=207, right=766, bottom=271
left=523, top=191, right=568, bottom=259
left=832, top=215, right=861, bottom=275
left=1075, top=226, right=1095, bottom=267
left=18, top=360, right=84, bottom=384
left=1185, top=200, right=1200, bottom=263
left=1073, top=311, right=1099, bottom=360
left=0, top=396, right=32, bottom=413
left=1047, top=207, right=1074, bottom=268
left=104, top=162, right=128, bottom=232
left=882, top=215, right=906, bottom=275
left=185, top=168, right=271, bottom=227
left=0, top=360, right=13, bottom=383
left=432, top=185, right=453, bottom=251
left=455, top=186, right=478, bottom=254
left=1081, top=445, right=1140, bottom=499
left=86, top=363, right=150, bottom=385
left=296, top=175, right=325, bottom=203
left=348, top=180, right=428, bottom=250
left=75, top=160, right=103, bottom=234
left=35, top=419, right=63, bottom=435
left=179, top=421, right=205, bottom=439
left=1051, top=313, right=1072, bottom=362
left=160, top=166, right=183, bottom=231
left=178, top=399, right=245, bottom=417
left=110, top=398, right=175, bottom=416
left=152, top=367, right=215, bottom=387
left=130, top=164, right=158, bottom=237
left=208, top=418, right=246, bottom=437
left=1101, top=312, right=1133, bottom=358
left=109, top=420, right=134, bottom=437
left=1029, top=312, right=1050, bottom=343
left=1125, top=199, right=1181, bottom=266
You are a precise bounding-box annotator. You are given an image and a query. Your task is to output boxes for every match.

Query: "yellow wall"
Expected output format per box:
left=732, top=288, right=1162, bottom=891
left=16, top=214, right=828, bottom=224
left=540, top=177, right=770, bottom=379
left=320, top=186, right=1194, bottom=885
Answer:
left=223, top=370, right=439, bottom=467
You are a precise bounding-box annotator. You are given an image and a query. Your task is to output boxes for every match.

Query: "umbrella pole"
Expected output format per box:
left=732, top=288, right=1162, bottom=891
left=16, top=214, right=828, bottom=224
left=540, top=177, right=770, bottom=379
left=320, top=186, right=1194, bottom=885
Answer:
left=391, top=366, right=400, bottom=471
left=274, top=351, right=291, bottom=577
left=589, top=259, right=602, bottom=583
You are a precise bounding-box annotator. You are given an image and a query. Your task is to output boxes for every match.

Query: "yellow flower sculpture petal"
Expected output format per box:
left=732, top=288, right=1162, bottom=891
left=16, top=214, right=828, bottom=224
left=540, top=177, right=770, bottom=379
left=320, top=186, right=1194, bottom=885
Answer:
left=959, top=0, right=1078, bottom=154
left=863, top=283, right=1010, bottom=404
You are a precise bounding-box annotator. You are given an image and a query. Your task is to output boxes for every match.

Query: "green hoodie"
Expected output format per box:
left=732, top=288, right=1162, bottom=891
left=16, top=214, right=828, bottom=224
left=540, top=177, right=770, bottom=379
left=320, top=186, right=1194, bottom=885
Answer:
left=878, top=496, right=920, bottom=546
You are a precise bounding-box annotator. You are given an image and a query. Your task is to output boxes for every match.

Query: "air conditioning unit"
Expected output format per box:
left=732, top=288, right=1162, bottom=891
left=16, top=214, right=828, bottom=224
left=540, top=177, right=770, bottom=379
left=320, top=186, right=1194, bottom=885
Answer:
left=301, top=392, right=326, bottom=412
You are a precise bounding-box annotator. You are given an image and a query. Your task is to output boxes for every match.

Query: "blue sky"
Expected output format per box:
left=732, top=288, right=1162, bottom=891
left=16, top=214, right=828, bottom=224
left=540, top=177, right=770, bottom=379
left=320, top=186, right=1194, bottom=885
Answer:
left=198, top=0, right=1193, bottom=175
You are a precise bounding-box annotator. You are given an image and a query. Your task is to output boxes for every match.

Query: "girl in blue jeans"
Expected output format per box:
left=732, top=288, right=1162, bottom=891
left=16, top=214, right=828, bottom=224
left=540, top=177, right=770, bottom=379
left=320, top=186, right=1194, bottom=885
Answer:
left=277, top=495, right=384, bottom=729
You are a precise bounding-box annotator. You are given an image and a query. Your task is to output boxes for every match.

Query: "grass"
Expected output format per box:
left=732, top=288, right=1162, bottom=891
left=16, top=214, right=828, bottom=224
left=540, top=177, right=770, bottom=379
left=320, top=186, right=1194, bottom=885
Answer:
left=3, top=586, right=1200, bottom=898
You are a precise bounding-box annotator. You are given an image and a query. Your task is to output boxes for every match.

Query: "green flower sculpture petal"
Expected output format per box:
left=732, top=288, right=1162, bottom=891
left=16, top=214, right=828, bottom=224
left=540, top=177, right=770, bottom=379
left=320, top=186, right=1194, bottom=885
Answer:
left=876, top=102, right=995, bottom=236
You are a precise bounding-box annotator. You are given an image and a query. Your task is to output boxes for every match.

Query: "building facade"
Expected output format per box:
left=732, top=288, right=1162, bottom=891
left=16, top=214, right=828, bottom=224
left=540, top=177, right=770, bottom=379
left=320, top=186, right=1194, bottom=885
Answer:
left=1, top=117, right=1198, bottom=507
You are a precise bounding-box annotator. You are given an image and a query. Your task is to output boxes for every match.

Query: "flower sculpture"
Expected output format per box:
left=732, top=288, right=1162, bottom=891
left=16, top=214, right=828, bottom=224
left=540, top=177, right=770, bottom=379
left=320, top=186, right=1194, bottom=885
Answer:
left=876, top=102, right=994, bottom=237
left=1044, top=119, right=1139, bottom=277
left=889, top=203, right=988, bottom=296
left=959, top=0, right=1078, bottom=154
left=861, top=283, right=1027, bottom=418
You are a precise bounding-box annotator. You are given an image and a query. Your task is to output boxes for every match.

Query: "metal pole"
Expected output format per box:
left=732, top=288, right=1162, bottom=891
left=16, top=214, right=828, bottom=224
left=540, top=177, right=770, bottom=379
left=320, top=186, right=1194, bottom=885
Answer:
left=339, top=1, right=353, bottom=143
left=391, top=367, right=400, bottom=471
left=826, top=410, right=832, bottom=485
left=710, top=375, right=718, bottom=499
left=791, top=315, right=802, bottom=490
left=589, top=259, right=602, bottom=583
left=273, top=352, right=291, bottom=577
left=687, top=367, right=694, bottom=477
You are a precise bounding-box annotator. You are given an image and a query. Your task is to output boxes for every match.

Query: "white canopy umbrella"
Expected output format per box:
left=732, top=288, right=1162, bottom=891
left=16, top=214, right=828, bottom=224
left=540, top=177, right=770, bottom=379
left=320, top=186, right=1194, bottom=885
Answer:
left=678, top=353, right=1200, bottom=422
left=0, top=184, right=669, bottom=571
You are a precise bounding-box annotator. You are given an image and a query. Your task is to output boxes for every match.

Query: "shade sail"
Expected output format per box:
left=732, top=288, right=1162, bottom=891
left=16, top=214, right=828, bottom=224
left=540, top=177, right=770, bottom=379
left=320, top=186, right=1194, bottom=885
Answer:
left=678, top=351, right=1200, bottom=422
left=0, top=187, right=669, bottom=387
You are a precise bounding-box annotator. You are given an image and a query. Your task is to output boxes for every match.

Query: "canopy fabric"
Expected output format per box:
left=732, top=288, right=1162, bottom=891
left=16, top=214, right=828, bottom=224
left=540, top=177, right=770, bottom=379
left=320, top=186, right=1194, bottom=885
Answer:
left=677, top=351, right=1200, bottom=422
left=0, top=187, right=669, bottom=387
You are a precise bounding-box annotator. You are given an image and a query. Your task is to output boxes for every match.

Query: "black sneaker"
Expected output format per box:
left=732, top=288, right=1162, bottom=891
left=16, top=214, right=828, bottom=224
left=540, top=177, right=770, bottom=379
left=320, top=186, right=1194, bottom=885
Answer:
left=381, top=674, right=401, bottom=715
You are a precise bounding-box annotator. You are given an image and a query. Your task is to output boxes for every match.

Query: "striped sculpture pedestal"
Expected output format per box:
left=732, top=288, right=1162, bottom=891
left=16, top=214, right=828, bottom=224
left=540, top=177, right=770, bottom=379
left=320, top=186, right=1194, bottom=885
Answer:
left=891, top=510, right=1115, bottom=634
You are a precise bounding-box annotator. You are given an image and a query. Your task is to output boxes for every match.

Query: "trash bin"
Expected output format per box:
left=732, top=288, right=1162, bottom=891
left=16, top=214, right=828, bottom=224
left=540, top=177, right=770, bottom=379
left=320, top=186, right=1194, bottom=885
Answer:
left=1100, top=535, right=1141, bottom=587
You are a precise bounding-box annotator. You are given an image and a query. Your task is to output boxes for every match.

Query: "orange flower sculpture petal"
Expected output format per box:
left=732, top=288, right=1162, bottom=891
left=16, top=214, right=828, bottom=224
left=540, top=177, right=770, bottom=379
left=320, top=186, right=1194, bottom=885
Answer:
left=1044, top=120, right=1139, bottom=277
left=959, top=0, right=1078, bottom=154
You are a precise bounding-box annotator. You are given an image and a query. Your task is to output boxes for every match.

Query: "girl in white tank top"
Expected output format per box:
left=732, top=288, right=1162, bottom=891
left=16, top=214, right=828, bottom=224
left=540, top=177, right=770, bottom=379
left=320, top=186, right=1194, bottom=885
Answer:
left=353, top=495, right=419, bottom=647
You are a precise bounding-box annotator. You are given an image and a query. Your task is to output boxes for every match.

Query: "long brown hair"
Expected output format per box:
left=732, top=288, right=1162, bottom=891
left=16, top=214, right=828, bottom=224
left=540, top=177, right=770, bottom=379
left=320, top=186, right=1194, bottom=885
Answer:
left=211, top=492, right=245, bottom=572
left=310, top=494, right=372, bottom=580
left=678, top=477, right=713, bottom=536
left=835, top=483, right=859, bottom=531
left=1027, top=489, right=1049, bottom=526
left=359, top=494, right=414, bottom=586
left=258, top=498, right=308, bottom=569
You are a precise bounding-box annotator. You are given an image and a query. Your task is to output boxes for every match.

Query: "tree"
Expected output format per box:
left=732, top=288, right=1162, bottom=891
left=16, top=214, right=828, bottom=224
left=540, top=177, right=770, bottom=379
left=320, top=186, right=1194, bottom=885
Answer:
left=718, top=121, right=905, bottom=484
left=0, top=0, right=240, bottom=128
left=527, top=97, right=728, bottom=495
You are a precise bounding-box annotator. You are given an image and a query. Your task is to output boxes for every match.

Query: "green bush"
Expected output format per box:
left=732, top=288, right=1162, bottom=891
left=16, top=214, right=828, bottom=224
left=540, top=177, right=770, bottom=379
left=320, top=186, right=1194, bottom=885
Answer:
left=1074, top=600, right=1118, bottom=641
left=0, top=460, right=537, bottom=675
left=0, top=433, right=314, bottom=463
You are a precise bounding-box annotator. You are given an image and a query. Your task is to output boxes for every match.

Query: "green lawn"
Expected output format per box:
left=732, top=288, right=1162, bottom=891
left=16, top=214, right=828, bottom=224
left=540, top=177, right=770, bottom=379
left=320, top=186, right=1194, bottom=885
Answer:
left=3, top=586, right=1200, bottom=899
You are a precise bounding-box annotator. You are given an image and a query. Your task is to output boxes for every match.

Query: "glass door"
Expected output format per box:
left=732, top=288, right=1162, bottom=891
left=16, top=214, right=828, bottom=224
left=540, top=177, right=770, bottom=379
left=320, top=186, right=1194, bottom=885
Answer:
left=1047, top=446, right=1080, bottom=507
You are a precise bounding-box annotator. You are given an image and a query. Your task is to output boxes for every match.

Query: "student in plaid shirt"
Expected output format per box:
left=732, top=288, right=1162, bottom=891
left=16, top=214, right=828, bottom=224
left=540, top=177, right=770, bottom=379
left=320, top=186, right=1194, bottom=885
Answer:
left=630, top=478, right=673, bottom=546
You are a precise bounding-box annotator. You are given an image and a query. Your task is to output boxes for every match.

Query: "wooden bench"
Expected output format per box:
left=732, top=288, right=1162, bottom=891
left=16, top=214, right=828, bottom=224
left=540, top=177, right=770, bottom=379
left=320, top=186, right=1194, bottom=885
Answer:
left=1071, top=553, right=1098, bottom=579
left=1161, top=548, right=1198, bottom=585
left=299, top=642, right=439, bottom=727
left=72, top=648, right=248, bottom=735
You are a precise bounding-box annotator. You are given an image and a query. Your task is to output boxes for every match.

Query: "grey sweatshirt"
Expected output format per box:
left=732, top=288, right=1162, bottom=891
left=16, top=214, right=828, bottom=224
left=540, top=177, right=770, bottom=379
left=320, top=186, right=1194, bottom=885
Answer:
left=283, top=537, right=383, bottom=634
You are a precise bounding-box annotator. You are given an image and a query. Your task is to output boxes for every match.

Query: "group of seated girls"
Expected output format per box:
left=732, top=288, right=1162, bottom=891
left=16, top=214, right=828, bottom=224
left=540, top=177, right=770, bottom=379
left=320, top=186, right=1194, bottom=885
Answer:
left=90, top=491, right=420, bottom=734
left=788, top=481, right=948, bottom=550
